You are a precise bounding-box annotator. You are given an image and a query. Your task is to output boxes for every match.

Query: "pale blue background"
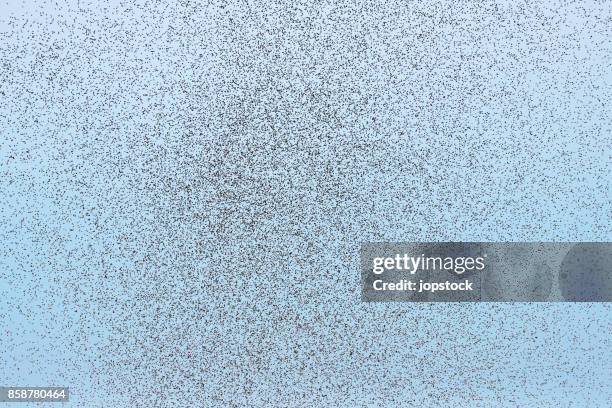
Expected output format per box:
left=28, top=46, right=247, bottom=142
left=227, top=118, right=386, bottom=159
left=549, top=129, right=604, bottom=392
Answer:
left=1, top=0, right=611, bottom=406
